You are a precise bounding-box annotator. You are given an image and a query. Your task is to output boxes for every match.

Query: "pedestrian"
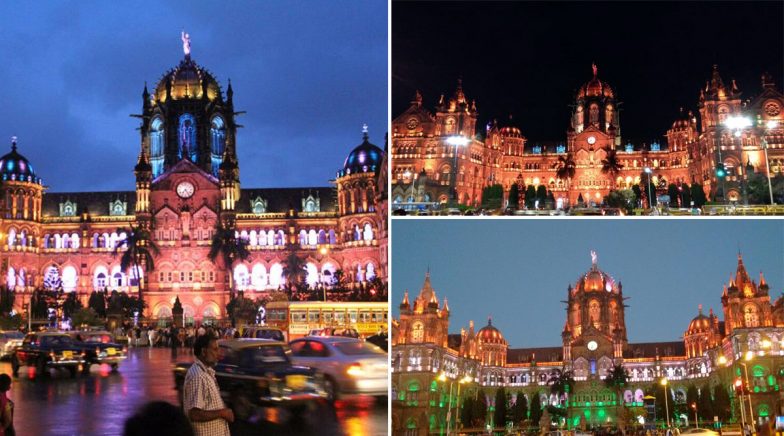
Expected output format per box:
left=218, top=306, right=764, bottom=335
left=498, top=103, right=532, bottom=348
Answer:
left=123, top=401, right=193, bottom=436
left=0, top=374, right=14, bottom=436
left=183, top=335, right=233, bottom=436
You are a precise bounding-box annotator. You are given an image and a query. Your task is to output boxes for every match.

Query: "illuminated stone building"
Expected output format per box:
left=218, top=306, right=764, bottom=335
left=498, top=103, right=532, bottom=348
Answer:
left=391, top=253, right=784, bottom=435
left=391, top=65, right=784, bottom=208
left=0, top=41, right=386, bottom=324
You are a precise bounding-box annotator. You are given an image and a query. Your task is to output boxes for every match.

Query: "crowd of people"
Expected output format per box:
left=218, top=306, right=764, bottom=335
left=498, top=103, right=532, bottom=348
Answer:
left=118, top=324, right=242, bottom=349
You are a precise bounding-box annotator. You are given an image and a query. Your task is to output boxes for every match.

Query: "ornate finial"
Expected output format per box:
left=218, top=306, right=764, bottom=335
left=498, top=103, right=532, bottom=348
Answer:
left=487, top=315, right=492, bottom=326
left=10, top=136, right=17, bottom=151
left=181, top=31, right=191, bottom=57
left=698, top=304, right=703, bottom=314
left=590, top=250, right=598, bottom=266
left=592, top=62, right=598, bottom=77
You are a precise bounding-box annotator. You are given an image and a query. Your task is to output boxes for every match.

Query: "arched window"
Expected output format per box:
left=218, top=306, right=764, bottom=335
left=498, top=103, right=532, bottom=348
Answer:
left=178, top=114, right=197, bottom=162
left=356, top=264, right=365, bottom=282
left=317, top=230, right=326, bottom=245
left=251, top=264, right=267, bottom=290
left=17, top=268, right=25, bottom=289
left=308, top=230, right=317, bottom=246
left=111, top=265, right=125, bottom=288
left=328, top=229, right=336, bottom=245
left=305, top=263, right=319, bottom=288
left=321, top=262, right=336, bottom=285
left=363, top=223, right=374, bottom=241
left=94, top=266, right=108, bottom=290
left=150, top=117, right=165, bottom=178
left=589, top=300, right=601, bottom=328
left=744, top=304, right=760, bottom=328
left=354, top=225, right=361, bottom=241
left=210, top=116, right=225, bottom=177
left=277, top=230, right=286, bottom=246
left=249, top=230, right=258, bottom=247
left=366, top=263, right=376, bottom=280
left=233, top=264, right=250, bottom=291
left=62, top=266, right=78, bottom=292
left=71, top=233, right=80, bottom=250
left=269, top=263, right=283, bottom=289
left=298, top=230, right=308, bottom=247
left=412, top=322, right=424, bottom=343
left=6, top=267, right=15, bottom=290
left=43, top=265, right=61, bottom=290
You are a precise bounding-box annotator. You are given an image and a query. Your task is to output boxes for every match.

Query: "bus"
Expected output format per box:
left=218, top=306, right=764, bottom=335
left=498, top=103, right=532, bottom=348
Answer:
left=265, top=301, right=388, bottom=340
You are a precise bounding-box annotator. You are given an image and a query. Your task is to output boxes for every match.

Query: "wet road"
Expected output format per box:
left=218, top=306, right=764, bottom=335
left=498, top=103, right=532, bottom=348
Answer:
left=2, top=347, right=387, bottom=436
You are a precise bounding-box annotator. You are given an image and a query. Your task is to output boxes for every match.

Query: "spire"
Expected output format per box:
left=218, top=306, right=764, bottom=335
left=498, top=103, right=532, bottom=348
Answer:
left=412, top=90, right=423, bottom=107
left=402, top=290, right=409, bottom=306
left=142, top=81, right=149, bottom=99
left=227, top=78, right=233, bottom=103
left=736, top=252, right=750, bottom=286
left=362, top=123, right=369, bottom=142
left=442, top=297, right=450, bottom=312
left=135, top=147, right=151, bottom=172
left=10, top=136, right=17, bottom=152
left=760, top=271, right=767, bottom=287
left=709, top=65, right=725, bottom=94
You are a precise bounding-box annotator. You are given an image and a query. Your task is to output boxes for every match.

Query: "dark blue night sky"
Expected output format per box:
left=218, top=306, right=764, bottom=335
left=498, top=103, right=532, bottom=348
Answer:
left=392, top=219, right=784, bottom=347
left=0, top=1, right=387, bottom=192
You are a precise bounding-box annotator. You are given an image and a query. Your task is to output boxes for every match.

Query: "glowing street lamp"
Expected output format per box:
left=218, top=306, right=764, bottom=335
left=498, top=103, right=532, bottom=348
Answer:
left=437, top=372, right=455, bottom=435
left=403, top=170, right=414, bottom=205
left=740, top=351, right=755, bottom=426
left=660, top=378, right=670, bottom=428
left=644, top=167, right=656, bottom=213
left=758, top=119, right=779, bottom=205
left=723, top=115, right=753, bottom=205
left=446, top=136, right=470, bottom=205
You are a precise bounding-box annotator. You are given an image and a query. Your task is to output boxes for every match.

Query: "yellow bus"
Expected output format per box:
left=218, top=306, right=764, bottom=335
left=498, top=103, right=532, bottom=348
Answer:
left=265, top=301, right=388, bottom=340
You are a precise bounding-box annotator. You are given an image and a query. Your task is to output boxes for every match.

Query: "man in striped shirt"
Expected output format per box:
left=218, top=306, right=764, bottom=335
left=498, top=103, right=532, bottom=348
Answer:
left=183, top=335, right=234, bottom=436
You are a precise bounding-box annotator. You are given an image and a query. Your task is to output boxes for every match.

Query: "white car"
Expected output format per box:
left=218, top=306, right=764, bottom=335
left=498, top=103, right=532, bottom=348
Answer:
left=0, top=331, right=24, bottom=359
left=289, top=336, right=387, bottom=400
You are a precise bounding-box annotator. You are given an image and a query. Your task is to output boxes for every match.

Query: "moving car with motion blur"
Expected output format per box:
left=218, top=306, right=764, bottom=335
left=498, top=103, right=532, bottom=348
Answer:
left=70, top=330, right=127, bottom=372
left=0, top=331, right=24, bottom=359
left=173, top=339, right=328, bottom=421
left=11, top=332, right=85, bottom=377
left=289, top=336, right=387, bottom=400
left=240, top=326, right=287, bottom=342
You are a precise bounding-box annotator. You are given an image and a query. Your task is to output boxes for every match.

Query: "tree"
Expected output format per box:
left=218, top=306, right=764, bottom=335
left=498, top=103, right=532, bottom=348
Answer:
left=697, top=383, right=714, bottom=421
left=632, top=184, right=642, bottom=207
left=668, top=183, right=680, bottom=207
left=494, top=387, right=507, bottom=429
left=512, top=392, right=528, bottom=427
left=462, top=396, right=475, bottom=429
left=556, top=154, right=576, bottom=186
left=601, top=147, right=624, bottom=184
left=482, top=184, right=504, bottom=209
left=71, top=307, right=103, bottom=328
left=88, top=291, right=107, bottom=318
left=712, top=384, right=732, bottom=422
left=106, top=290, right=145, bottom=319
left=208, top=219, right=251, bottom=295
left=62, top=292, right=82, bottom=320
left=548, top=368, right=575, bottom=407
left=114, top=225, right=160, bottom=303
left=282, top=250, right=308, bottom=297
left=747, top=172, right=784, bottom=204
left=536, top=185, right=547, bottom=208
left=639, top=172, right=656, bottom=207
left=606, top=189, right=636, bottom=214
left=530, top=392, right=542, bottom=426
left=0, top=288, right=14, bottom=315
left=680, top=183, right=692, bottom=208
left=473, top=389, right=488, bottom=428
left=508, top=183, right=520, bottom=209
left=525, top=185, right=537, bottom=209
left=686, top=384, right=699, bottom=418
left=226, top=294, right=260, bottom=326
left=605, top=364, right=629, bottom=429
left=691, top=183, right=707, bottom=207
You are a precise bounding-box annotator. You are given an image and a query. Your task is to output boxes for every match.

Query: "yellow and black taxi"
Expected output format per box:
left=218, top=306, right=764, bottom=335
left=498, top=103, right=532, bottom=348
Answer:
left=70, top=330, right=127, bottom=372
left=174, top=339, right=328, bottom=420
left=11, top=332, right=85, bottom=377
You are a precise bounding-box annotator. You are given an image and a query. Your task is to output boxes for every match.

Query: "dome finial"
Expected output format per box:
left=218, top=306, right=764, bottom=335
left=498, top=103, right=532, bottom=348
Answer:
left=181, top=30, right=191, bottom=59
left=487, top=315, right=492, bottom=326
left=362, top=123, right=369, bottom=141
left=590, top=250, right=598, bottom=266
left=698, top=304, right=703, bottom=315
left=10, top=136, right=17, bottom=152
left=592, top=62, right=598, bottom=78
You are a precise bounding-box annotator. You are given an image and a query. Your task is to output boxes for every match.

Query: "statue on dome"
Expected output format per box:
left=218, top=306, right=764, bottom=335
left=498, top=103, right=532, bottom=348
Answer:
left=592, top=62, right=598, bottom=77
left=591, top=250, right=597, bottom=266
left=181, top=31, right=191, bottom=56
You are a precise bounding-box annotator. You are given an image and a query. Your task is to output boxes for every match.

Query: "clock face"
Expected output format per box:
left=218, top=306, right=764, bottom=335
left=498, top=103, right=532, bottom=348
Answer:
left=765, top=102, right=780, bottom=117
left=587, top=136, right=596, bottom=145
left=587, top=340, right=598, bottom=351
left=176, top=181, right=195, bottom=198
left=406, top=117, right=419, bottom=130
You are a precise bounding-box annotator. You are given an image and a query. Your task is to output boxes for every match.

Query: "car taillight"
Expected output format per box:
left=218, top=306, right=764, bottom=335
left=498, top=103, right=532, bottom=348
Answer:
left=346, top=363, right=364, bottom=377
left=95, top=347, right=100, bottom=354
left=49, top=351, right=55, bottom=360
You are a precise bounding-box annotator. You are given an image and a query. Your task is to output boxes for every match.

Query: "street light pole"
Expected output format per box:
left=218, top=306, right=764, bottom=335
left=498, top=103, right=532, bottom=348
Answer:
left=741, top=360, right=755, bottom=427
left=760, top=120, right=778, bottom=205
left=447, top=136, right=470, bottom=205
left=644, top=167, right=656, bottom=214
left=661, top=378, right=670, bottom=429
left=724, top=115, right=753, bottom=205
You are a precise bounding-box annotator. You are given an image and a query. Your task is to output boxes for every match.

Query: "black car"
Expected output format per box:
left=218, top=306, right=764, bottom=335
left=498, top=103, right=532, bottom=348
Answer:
left=70, top=331, right=127, bottom=372
left=11, top=332, right=85, bottom=377
left=174, top=339, right=328, bottom=421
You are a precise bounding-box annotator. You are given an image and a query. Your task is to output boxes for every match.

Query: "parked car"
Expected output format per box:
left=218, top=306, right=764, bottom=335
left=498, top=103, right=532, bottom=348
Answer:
left=173, top=339, right=327, bottom=421
left=0, top=331, right=25, bottom=360
left=70, top=330, right=127, bottom=372
left=240, top=326, right=287, bottom=342
left=289, top=336, right=387, bottom=400
left=11, top=332, right=85, bottom=377
left=307, top=327, right=360, bottom=339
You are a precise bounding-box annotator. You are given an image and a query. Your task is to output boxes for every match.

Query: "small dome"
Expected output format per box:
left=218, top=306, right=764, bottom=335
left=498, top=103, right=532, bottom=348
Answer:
left=153, top=57, right=222, bottom=102
left=338, top=129, right=383, bottom=177
left=0, top=139, right=42, bottom=184
left=687, top=306, right=713, bottom=335
left=577, top=266, right=615, bottom=293
left=477, top=318, right=506, bottom=344
left=578, top=64, right=614, bottom=99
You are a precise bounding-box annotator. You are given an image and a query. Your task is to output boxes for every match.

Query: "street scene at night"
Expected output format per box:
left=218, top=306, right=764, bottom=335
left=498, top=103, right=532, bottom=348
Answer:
left=0, top=1, right=388, bottom=435
left=391, top=1, right=784, bottom=216
left=391, top=220, right=784, bottom=435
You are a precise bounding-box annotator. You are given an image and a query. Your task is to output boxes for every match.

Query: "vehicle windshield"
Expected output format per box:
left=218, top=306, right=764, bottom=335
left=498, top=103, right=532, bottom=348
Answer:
left=333, top=341, right=385, bottom=356
left=2, top=332, right=23, bottom=339
left=40, top=335, right=75, bottom=347
left=244, top=345, right=289, bottom=365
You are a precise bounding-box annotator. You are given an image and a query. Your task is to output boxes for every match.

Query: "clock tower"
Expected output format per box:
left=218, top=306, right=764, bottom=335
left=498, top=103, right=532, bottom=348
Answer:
left=562, top=251, right=628, bottom=379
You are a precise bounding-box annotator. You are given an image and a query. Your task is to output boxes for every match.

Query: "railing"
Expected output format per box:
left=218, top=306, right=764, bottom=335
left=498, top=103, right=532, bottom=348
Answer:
left=702, top=204, right=784, bottom=216
left=235, top=213, right=287, bottom=220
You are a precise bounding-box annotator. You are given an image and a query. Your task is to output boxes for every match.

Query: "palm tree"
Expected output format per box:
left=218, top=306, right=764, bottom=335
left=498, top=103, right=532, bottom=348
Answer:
left=114, top=225, right=159, bottom=303
left=601, top=147, right=624, bottom=189
left=548, top=368, right=575, bottom=409
left=281, top=250, right=308, bottom=299
left=208, top=220, right=250, bottom=295
left=556, top=153, right=576, bottom=185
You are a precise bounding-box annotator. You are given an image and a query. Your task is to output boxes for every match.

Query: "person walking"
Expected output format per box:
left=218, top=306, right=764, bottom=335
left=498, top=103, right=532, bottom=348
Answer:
left=183, top=335, right=233, bottom=436
left=0, top=374, right=14, bottom=436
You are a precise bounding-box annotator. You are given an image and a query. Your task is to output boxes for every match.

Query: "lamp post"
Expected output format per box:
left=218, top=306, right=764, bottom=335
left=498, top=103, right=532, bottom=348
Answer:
left=446, top=136, right=470, bottom=205
left=740, top=351, right=755, bottom=428
left=455, top=375, right=472, bottom=431
left=438, top=372, right=454, bottom=435
left=691, top=402, right=698, bottom=428
left=758, top=120, right=778, bottom=205
left=644, top=167, right=656, bottom=214
left=403, top=170, right=414, bottom=208
left=724, top=115, right=753, bottom=205
left=661, top=378, right=670, bottom=429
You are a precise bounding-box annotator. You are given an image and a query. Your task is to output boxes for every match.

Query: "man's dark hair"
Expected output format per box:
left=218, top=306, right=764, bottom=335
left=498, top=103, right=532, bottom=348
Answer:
left=193, top=333, right=216, bottom=357
left=123, top=401, right=193, bottom=436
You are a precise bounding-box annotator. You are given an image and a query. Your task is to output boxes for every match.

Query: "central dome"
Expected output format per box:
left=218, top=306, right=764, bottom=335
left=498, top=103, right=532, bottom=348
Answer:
left=338, top=129, right=383, bottom=177
left=153, top=57, right=223, bottom=102
left=578, top=64, right=614, bottom=99
left=0, top=139, right=42, bottom=184
left=477, top=318, right=505, bottom=343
